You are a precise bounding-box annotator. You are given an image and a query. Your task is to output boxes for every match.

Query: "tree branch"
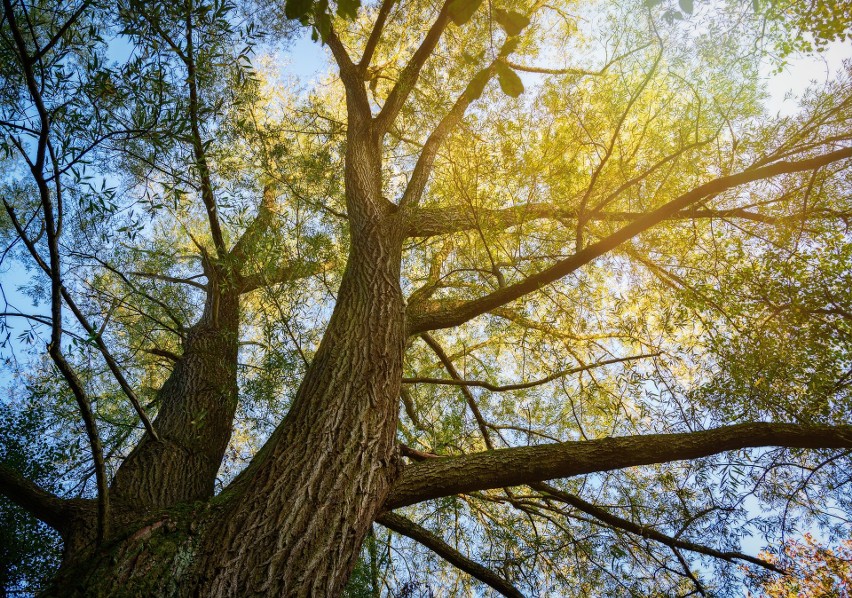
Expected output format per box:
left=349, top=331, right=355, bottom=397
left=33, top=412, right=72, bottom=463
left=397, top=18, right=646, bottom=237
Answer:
left=403, top=352, right=659, bottom=393
left=420, top=333, right=494, bottom=449
left=31, top=0, right=93, bottom=63
left=504, top=42, right=652, bottom=77
left=377, top=512, right=523, bottom=598
left=530, top=482, right=785, bottom=575
left=229, top=185, right=277, bottom=264
left=358, top=0, right=395, bottom=69
left=326, top=27, right=372, bottom=121
left=407, top=146, right=852, bottom=333
left=5, top=204, right=158, bottom=441
left=129, top=271, right=206, bottom=290
left=236, top=258, right=332, bottom=294
left=398, top=58, right=500, bottom=209
left=3, top=0, right=110, bottom=542
left=143, top=347, right=182, bottom=362
left=403, top=203, right=795, bottom=238
left=184, top=2, right=226, bottom=258
left=0, top=463, right=67, bottom=532
left=374, top=1, right=452, bottom=134
left=384, top=422, right=852, bottom=509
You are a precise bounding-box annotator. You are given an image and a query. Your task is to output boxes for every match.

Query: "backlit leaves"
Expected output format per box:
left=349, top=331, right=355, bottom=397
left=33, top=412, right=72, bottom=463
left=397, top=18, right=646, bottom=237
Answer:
left=496, top=62, right=523, bottom=97
left=448, top=0, right=484, bottom=26
left=493, top=9, right=530, bottom=36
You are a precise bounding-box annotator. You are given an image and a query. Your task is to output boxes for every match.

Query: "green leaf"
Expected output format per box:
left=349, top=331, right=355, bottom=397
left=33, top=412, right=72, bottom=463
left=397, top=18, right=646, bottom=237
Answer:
left=643, top=0, right=663, bottom=6
left=494, top=9, right=530, bottom=36
left=448, top=0, right=484, bottom=26
left=315, top=11, right=332, bottom=42
left=496, top=62, right=523, bottom=97
left=679, top=0, right=693, bottom=14
left=285, top=0, right=313, bottom=20
left=336, top=0, right=360, bottom=20
left=499, top=36, right=520, bottom=58
left=663, top=8, right=684, bottom=23
left=467, top=69, right=491, bottom=100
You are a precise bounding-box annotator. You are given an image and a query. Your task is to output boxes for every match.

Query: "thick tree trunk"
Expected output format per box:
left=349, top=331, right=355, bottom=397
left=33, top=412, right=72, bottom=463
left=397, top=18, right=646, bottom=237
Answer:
left=48, top=130, right=406, bottom=598
left=200, top=250, right=405, bottom=595
left=45, top=284, right=243, bottom=591
left=193, top=130, right=406, bottom=597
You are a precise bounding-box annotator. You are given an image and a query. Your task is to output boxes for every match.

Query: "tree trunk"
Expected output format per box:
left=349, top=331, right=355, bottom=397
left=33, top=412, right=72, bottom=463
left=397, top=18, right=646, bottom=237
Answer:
left=110, top=285, right=240, bottom=512
left=199, top=242, right=406, bottom=595
left=47, top=131, right=406, bottom=598
left=193, top=129, right=406, bottom=597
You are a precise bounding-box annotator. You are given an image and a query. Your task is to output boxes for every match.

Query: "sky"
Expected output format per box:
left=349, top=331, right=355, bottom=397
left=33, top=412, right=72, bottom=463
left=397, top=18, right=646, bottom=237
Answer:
left=764, top=39, right=851, bottom=114
left=1, top=9, right=851, bottom=588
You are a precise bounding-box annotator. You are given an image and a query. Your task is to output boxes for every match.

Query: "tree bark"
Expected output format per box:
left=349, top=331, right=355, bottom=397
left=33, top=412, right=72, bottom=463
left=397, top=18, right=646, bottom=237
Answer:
left=193, top=128, right=407, bottom=597
left=385, top=423, right=852, bottom=508
left=42, top=127, right=409, bottom=598
left=110, top=284, right=240, bottom=512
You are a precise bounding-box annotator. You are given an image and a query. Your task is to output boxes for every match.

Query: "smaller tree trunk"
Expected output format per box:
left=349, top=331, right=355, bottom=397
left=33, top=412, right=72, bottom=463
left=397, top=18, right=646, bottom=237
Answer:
left=110, top=287, right=239, bottom=511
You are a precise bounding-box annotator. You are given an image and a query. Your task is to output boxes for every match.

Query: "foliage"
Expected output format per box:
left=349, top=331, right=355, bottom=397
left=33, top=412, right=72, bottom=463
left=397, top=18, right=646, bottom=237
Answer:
left=645, top=0, right=852, bottom=61
left=0, top=0, right=851, bottom=595
left=745, top=534, right=852, bottom=597
left=0, top=400, right=64, bottom=594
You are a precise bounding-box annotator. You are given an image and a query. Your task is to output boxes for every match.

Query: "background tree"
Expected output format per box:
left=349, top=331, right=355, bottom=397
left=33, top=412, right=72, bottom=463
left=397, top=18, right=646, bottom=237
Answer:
left=1, top=0, right=851, bottom=596
left=745, top=534, right=852, bottom=596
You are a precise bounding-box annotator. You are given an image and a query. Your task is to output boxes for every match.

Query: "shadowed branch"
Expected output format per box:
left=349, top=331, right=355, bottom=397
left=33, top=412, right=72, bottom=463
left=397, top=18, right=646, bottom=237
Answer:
left=385, top=422, right=852, bottom=508
left=377, top=512, right=523, bottom=598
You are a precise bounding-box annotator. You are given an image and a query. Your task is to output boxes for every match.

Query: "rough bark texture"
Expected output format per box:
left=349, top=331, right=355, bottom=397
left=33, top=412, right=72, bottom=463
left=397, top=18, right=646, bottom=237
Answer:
left=5, top=5, right=852, bottom=594
left=386, top=423, right=852, bottom=508
left=110, top=286, right=240, bottom=512
left=37, top=421, right=852, bottom=596
left=44, top=126, right=407, bottom=598
left=193, top=130, right=407, bottom=598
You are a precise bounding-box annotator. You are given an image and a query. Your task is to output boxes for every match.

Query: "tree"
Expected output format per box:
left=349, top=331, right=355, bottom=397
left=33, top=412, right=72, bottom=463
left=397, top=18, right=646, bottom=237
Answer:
left=744, top=534, right=852, bottom=596
left=1, top=0, right=851, bottom=595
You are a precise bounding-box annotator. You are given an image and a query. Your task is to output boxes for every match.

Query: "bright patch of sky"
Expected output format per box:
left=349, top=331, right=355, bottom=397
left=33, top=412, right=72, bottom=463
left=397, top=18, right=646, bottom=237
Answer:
left=281, top=31, right=334, bottom=84
left=763, top=40, right=852, bottom=114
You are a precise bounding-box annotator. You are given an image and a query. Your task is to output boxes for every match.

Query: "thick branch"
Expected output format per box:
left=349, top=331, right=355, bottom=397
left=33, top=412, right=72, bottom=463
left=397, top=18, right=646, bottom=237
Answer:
left=229, top=185, right=276, bottom=263
left=374, top=1, right=452, bottom=133
left=0, top=463, right=67, bottom=532
left=236, top=258, right=331, bottom=294
left=399, top=59, right=499, bottom=209
left=530, top=482, right=785, bottom=575
left=358, top=0, right=395, bottom=69
left=326, top=28, right=372, bottom=121
left=407, top=146, right=852, bottom=333
left=407, top=238, right=453, bottom=306
left=404, top=202, right=851, bottom=239
left=144, top=347, right=182, bottom=362
left=384, top=422, right=852, bottom=509
left=377, top=512, right=523, bottom=598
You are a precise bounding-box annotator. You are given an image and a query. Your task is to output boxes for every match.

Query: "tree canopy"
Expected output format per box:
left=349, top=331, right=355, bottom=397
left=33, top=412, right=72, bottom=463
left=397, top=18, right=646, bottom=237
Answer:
left=1, top=0, right=852, bottom=596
